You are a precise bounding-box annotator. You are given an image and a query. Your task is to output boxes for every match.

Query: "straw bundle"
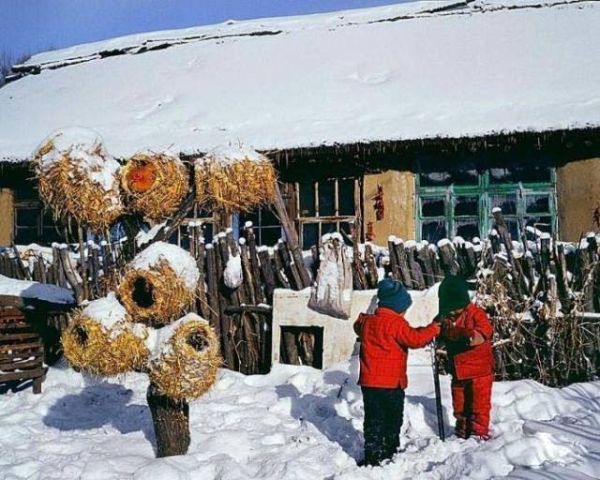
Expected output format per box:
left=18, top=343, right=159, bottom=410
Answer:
left=195, top=145, right=277, bottom=213
left=121, top=151, right=189, bottom=221
left=118, top=242, right=199, bottom=326
left=148, top=314, right=221, bottom=400
left=32, top=128, right=123, bottom=232
left=61, top=294, right=150, bottom=376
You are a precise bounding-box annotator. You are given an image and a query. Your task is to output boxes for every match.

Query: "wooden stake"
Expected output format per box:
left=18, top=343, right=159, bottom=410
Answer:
left=147, top=383, right=190, bottom=458
left=271, top=184, right=312, bottom=288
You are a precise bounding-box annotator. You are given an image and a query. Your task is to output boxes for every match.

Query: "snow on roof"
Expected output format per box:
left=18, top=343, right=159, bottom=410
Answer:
left=0, top=0, right=599, bottom=162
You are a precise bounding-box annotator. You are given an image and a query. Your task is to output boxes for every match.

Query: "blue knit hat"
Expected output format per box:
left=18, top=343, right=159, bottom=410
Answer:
left=377, top=277, right=412, bottom=314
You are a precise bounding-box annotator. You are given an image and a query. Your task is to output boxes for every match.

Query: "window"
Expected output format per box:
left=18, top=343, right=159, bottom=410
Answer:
left=169, top=204, right=214, bottom=249
left=417, top=165, right=556, bottom=243
left=296, top=178, right=358, bottom=249
left=239, top=207, right=283, bottom=246
left=13, top=185, right=63, bottom=245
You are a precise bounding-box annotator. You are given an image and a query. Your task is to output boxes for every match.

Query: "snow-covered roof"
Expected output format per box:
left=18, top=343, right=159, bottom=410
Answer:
left=1, top=0, right=599, bottom=162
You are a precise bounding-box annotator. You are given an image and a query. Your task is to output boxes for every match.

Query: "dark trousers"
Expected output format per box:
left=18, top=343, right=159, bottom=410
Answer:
left=361, top=386, right=405, bottom=466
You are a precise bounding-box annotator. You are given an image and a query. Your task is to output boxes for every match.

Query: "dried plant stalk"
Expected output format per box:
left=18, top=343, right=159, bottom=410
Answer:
left=62, top=310, right=149, bottom=376
left=195, top=152, right=277, bottom=213
left=149, top=316, right=221, bottom=400
left=121, top=152, right=189, bottom=221
left=32, top=130, right=123, bottom=232
left=118, top=260, right=195, bottom=327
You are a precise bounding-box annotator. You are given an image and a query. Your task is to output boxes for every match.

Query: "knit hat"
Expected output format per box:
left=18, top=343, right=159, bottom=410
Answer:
left=438, top=275, right=471, bottom=318
left=377, top=277, right=413, bottom=314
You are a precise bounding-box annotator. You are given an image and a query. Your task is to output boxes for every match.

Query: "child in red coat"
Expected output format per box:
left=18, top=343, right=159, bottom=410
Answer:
left=354, top=278, right=440, bottom=466
left=437, top=275, right=494, bottom=440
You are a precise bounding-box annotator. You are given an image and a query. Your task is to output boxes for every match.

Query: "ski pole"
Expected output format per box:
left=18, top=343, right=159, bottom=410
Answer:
left=431, top=341, right=446, bottom=441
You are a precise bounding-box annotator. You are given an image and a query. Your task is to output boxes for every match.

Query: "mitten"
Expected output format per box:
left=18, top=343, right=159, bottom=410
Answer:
left=444, top=326, right=473, bottom=342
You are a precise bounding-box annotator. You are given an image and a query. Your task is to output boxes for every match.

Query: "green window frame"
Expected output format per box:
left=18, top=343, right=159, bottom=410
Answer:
left=416, top=168, right=557, bottom=242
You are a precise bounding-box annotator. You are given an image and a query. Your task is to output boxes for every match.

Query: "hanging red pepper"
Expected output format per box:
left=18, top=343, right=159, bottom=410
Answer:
left=373, top=183, right=384, bottom=221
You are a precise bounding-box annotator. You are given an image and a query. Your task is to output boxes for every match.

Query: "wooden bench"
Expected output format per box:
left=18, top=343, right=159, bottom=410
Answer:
left=0, top=307, right=47, bottom=394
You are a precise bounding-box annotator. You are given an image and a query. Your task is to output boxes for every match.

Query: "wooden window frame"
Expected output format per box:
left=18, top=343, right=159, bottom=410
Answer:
left=13, top=199, right=63, bottom=245
left=170, top=204, right=215, bottom=248
left=238, top=207, right=284, bottom=246
left=295, top=177, right=361, bottom=249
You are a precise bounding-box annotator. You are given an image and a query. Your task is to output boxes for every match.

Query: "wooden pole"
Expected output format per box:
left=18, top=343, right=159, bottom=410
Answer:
left=258, top=248, right=276, bottom=303
left=147, top=383, right=190, bottom=458
left=244, top=224, right=266, bottom=304
left=77, top=226, right=88, bottom=301
left=405, top=243, right=426, bottom=290
left=271, top=184, right=312, bottom=288
left=363, top=244, right=379, bottom=289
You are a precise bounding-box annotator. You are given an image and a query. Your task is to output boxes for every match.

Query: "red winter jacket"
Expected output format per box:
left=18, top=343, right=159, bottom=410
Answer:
left=445, top=304, right=494, bottom=381
left=354, top=307, right=440, bottom=389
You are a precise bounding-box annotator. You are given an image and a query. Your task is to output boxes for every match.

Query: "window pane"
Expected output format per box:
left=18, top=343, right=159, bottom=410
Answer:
left=526, top=216, right=552, bottom=233
left=455, top=218, right=479, bottom=240
left=168, top=230, right=178, bottom=245
left=321, top=222, right=337, bottom=236
left=302, top=223, right=319, bottom=249
left=178, top=226, right=190, bottom=250
left=421, top=220, right=447, bottom=243
left=451, top=169, right=479, bottom=186
left=201, top=223, right=214, bottom=243
left=16, top=208, right=40, bottom=227
left=41, top=211, right=57, bottom=227
left=259, top=227, right=282, bottom=246
left=490, top=194, right=517, bottom=215
left=239, top=210, right=260, bottom=225
left=299, top=182, right=316, bottom=217
left=41, top=227, right=62, bottom=243
left=338, top=179, right=355, bottom=216
left=493, top=217, right=520, bottom=239
left=489, top=166, right=552, bottom=184
left=260, top=208, right=280, bottom=227
left=419, top=169, right=478, bottom=187
left=420, top=172, right=452, bottom=187
left=454, top=196, right=478, bottom=216
left=318, top=180, right=335, bottom=216
left=340, top=222, right=353, bottom=243
left=15, top=227, right=38, bottom=244
left=525, top=194, right=550, bottom=214
left=421, top=197, right=445, bottom=217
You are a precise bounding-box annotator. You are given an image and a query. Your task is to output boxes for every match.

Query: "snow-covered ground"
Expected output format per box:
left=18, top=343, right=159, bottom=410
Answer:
left=1, top=348, right=598, bottom=479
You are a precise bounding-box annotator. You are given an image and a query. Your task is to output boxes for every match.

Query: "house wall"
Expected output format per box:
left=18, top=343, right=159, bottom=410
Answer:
left=0, top=188, right=14, bottom=246
left=363, top=170, right=415, bottom=244
left=272, top=286, right=438, bottom=368
left=557, top=157, right=600, bottom=241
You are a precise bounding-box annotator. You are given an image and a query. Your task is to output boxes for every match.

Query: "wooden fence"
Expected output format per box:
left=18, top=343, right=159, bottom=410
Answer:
left=2, top=212, right=599, bottom=376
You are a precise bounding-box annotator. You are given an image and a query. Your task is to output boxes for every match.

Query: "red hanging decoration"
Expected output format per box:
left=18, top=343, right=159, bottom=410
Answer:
left=373, top=184, right=384, bottom=221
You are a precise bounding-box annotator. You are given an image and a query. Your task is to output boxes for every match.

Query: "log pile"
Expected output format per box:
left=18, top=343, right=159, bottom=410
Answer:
left=0, top=307, right=48, bottom=394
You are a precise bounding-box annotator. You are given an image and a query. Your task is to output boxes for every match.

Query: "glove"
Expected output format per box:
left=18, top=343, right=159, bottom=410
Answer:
left=442, top=326, right=473, bottom=352
left=444, top=326, right=473, bottom=342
